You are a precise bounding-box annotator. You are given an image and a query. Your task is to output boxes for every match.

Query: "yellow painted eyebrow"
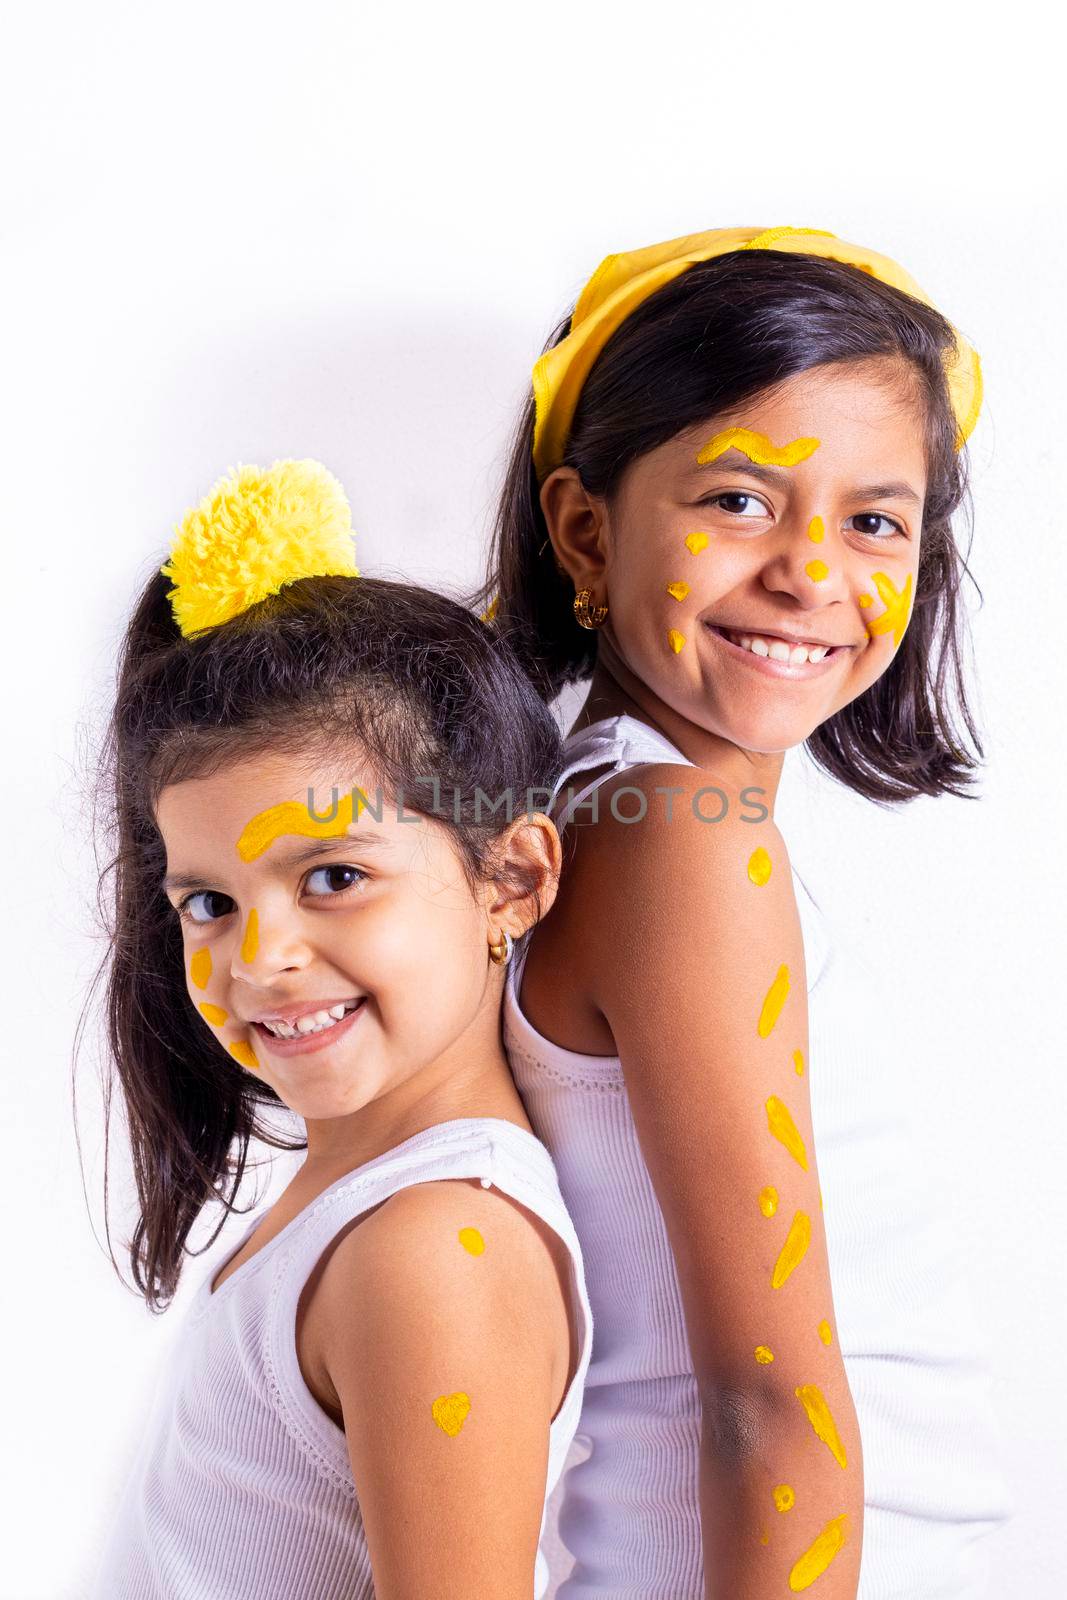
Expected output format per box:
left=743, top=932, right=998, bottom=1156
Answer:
left=696, top=428, right=820, bottom=468
left=236, top=789, right=368, bottom=863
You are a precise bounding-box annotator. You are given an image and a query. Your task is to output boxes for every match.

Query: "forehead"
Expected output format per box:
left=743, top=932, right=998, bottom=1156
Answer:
left=155, top=747, right=416, bottom=851
left=664, top=358, right=928, bottom=480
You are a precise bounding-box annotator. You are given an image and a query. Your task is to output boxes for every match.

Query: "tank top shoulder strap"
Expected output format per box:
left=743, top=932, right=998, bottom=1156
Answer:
left=550, top=714, right=693, bottom=829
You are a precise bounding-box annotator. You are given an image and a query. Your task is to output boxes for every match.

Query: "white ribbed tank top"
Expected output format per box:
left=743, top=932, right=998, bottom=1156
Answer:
left=503, top=714, right=1011, bottom=1600
left=89, top=1117, right=594, bottom=1600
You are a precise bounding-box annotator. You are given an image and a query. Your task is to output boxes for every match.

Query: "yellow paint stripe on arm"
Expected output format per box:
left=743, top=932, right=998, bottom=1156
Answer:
left=794, top=1384, right=847, bottom=1468
left=788, top=1512, right=850, bottom=1590
left=766, top=1095, right=808, bottom=1170
left=771, top=1211, right=812, bottom=1288
left=757, top=964, right=790, bottom=1037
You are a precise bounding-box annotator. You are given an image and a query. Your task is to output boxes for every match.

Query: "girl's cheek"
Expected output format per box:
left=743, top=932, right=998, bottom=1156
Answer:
left=188, top=942, right=229, bottom=1028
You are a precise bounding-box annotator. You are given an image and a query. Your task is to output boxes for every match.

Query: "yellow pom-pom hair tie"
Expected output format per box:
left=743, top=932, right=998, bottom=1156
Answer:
left=160, top=459, right=360, bottom=639
left=531, top=225, right=982, bottom=484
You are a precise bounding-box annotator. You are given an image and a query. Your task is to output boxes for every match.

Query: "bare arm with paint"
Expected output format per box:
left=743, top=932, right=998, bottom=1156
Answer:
left=310, top=1177, right=571, bottom=1600
left=589, top=763, right=864, bottom=1597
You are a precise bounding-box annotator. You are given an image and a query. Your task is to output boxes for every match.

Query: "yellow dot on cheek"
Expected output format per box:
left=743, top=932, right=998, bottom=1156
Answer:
left=228, top=1039, right=258, bottom=1070
left=755, top=1345, right=775, bottom=1364
left=666, top=580, right=690, bottom=601
left=684, top=532, right=709, bottom=555
left=793, top=1049, right=805, bottom=1076
left=431, top=1391, right=471, bottom=1436
left=759, top=1186, right=779, bottom=1218
left=190, top=947, right=212, bottom=990
left=667, top=629, right=686, bottom=653
left=806, top=516, right=825, bottom=543
left=859, top=594, right=873, bottom=608
left=818, top=1319, right=833, bottom=1346
left=199, top=1003, right=228, bottom=1026
left=458, top=1227, right=485, bottom=1255
left=805, top=559, right=829, bottom=583
left=773, top=1483, right=796, bottom=1513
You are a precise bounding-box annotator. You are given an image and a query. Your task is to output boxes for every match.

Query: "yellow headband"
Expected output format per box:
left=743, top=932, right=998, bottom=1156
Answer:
left=531, top=225, right=982, bottom=483
left=160, top=458, right=360, bottom=638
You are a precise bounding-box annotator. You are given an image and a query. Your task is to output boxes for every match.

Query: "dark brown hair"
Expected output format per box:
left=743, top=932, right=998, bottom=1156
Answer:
left=468, top=250, right=984, bottom=804
left=80, top=570, right=563, bottom=1310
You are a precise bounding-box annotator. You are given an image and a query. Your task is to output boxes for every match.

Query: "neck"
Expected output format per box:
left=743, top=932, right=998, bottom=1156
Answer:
left=568, top=645, right=786, bottom=812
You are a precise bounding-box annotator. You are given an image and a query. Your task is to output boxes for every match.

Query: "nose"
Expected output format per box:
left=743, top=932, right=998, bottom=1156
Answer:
left=758, top=514, right=852, bottom=610
left=230, top=903, right=312, bottom=984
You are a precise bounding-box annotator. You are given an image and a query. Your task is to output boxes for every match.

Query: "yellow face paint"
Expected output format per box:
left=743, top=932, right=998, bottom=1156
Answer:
left=199, top=1002, right=228, bottom=1026
left=458, top=1227, right=485, bottom=1256
left=766, top=1096, right=808, bottom=1170
left=236, top=787, right=367, bottom=863
left=771, top=1211, right=812, bottom=1289
left=240, top=907, right=259, bottom=964
left=793, top=1049, right=805, bottom=1076
left=431, top=1391, right=471, bottom=1437
left=228, top=1039, right=258, bottom=1070
left=858, top=594, right=872, bottom=607
left=190, top=947, right=212, bottom=990
left=804, top=560, right=829, bottom=583
left=666, top=580, right=690, bottom=601
left=759, top=1529, right=770, bottom=1546
left=806, top=516, right=825, bottom=543
left=696, top=428, right=820, bottom=468
left=773, top=1484, right=796, bottom=1513
left=794, top=1384, right=847, bottom=1469
left=667, top=629, right=686, bottom=653
left=865, top=570, right=913, bottom=648
left=818, top=1319, right=833, bottom=1347
left=684, top=531, right=709, bottom=555
left=747, top=847, right=772, bottom=886
left=757, top=965, right=790, bottom=1038
left=755, top=1345, right=775, bottom=1364
left=788, top=1513, right=850, bottom=1591
left=759, top=1185, right=779, bottom=1218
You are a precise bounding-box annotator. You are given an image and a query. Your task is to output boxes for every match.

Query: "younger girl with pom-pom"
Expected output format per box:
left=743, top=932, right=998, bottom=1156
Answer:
left=86, top=459, right=593, bottom=1600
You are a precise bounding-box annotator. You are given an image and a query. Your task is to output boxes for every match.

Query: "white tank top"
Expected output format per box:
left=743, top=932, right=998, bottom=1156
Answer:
left=89, top=1117, right=594, bottom=1600
left=504, top=714, right=1011, bottom=1599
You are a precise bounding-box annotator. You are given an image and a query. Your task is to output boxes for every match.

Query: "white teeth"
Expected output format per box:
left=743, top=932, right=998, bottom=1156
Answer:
left=261, top=1000, right=361, bottom=1039
left=727, top=629, right=830, bottom=664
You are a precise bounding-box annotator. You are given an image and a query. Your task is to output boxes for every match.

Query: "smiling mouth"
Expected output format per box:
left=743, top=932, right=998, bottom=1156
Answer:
left=708, top=624, right=847, bottom=663
left=254, top=997, right=366, bottom=1041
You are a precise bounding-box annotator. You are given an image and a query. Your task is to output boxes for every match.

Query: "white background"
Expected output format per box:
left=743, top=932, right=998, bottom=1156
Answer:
left=2, top=2, right=1063, bottom=1595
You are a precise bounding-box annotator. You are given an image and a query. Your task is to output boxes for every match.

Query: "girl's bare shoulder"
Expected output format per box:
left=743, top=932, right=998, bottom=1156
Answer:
left=560, top=759, right=785, bottom=902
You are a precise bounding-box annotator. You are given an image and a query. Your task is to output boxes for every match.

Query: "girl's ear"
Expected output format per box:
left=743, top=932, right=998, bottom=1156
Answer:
left=539, top=467, right=609, bottom=591
left=483, top=813, right=563, bottom=941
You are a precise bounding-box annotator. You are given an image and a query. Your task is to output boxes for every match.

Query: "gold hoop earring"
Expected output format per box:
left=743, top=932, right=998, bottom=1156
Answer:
left=573, top=588, right=608, bottom=630
left=488, top=931, right=513, bottom=966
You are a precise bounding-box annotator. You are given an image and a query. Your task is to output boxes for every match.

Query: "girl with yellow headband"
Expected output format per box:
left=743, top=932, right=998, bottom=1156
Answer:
left=472, top=227, right=1010, bottom=1596
left=84, top=461, right=595, bottom=1599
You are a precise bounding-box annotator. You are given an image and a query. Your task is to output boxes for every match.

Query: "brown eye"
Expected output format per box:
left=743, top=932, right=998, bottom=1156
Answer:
left=849, top=513, right=903, bottom=539
left=178, top=890, right=233, bottom=925
left=703, top=492, right=768, bottom=517
left=305, top=864, right=368, bottom=897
